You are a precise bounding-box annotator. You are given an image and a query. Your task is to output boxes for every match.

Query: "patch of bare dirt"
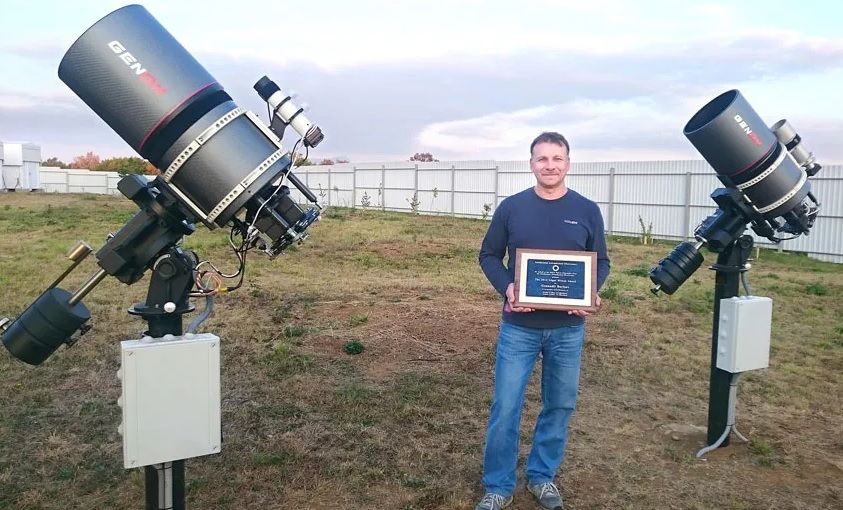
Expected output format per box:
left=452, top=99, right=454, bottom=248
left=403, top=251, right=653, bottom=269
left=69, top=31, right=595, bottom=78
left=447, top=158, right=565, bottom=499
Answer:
left=302, top=293, right=501, bottom=378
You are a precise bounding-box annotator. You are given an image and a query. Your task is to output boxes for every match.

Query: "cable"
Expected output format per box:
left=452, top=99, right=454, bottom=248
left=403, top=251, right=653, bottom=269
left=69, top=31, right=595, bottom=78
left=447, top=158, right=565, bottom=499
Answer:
left=186, top=269, right=217, bottom=333
left=189, top=215, right=251, bottom=297
left=741, top=270, right=752, bottom=296
left=186, top=295, right=214, bottom=334
left=195, top=235, right=245, bottom=279
left=244, top=127, right=308, bottom=243
left=183, top=103, right=315, bottom=304
left=695, top=372, right=749, bottom=458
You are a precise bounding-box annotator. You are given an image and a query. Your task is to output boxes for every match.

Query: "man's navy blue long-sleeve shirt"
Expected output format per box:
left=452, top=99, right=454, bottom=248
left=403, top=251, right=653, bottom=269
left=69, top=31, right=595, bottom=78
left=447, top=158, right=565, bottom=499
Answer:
left=479, top=187, right=611, bottom=328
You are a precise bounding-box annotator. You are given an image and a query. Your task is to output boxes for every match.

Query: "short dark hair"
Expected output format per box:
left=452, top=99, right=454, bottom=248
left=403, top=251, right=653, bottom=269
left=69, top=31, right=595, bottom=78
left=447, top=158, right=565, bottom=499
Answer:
left=530, top=131, right=570, bottom=157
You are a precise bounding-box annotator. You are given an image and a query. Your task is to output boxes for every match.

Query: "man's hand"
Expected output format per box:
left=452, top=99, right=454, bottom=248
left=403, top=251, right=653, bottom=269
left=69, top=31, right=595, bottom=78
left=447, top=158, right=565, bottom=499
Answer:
left=505, top=283, right=534, bottom=313
left=568, top=295, right=602, bottom=316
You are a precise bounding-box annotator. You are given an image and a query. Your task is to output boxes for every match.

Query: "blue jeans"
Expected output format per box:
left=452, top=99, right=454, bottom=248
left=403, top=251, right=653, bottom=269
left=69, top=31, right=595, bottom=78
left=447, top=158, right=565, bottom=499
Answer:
left=481, top=320, right=585, bottom=496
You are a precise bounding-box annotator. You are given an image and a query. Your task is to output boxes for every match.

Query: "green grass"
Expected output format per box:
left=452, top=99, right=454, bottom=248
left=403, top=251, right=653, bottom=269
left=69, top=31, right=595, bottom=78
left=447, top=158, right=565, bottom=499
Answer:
left=0, top=192, right=841, bottom=510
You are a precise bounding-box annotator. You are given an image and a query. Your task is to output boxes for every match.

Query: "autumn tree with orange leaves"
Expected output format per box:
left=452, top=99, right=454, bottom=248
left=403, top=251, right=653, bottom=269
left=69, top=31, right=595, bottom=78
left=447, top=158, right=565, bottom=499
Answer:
left=67, top=151, right=159, bottom=175
left=70, top=151, right=101, bottom=169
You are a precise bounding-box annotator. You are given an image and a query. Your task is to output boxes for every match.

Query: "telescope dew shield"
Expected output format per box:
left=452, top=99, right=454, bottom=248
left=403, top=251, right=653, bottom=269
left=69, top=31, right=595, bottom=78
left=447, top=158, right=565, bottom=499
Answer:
left=57, top=4, right=292, bottom=228
left=683, top=89, right=811, bottom=221
left=2, top=288, right=91, bottom=366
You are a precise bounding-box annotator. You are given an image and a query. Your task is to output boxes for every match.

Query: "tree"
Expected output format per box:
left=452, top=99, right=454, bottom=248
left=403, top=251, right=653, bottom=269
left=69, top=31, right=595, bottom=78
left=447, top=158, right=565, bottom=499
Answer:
left=317, top=157, right=350, bottom=165
left=294, top=154, right=313, bottom=166
left=70, top=151, right=101, bottom=170
left=410, top=152, right=438, bottom=162
left=95, top=156, right=154, bottom=175
left=42, top=157, right=68, bottom=168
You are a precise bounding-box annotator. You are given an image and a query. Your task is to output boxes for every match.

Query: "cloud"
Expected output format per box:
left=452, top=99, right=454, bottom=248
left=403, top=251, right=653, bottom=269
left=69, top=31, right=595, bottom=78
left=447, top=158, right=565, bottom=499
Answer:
left=416, top=97, right=843, bottom=164
left=0, top=100, right=131, bottom=157
left=690, top=3, right=737, bottom=18
left=0, top=41, right=68, bottom=61
left=415, top=97, right=695, bottom=160
left=0, top=87, right=78, bottom=108
left=2, top=27, right=843, bottom=165
left=406, top=30, right=843, bottom=161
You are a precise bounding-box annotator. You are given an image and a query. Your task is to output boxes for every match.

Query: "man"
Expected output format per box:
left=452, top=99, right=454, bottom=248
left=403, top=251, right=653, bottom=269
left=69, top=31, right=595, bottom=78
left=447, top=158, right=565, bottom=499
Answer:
left=475, top=131, right=611, bottom=510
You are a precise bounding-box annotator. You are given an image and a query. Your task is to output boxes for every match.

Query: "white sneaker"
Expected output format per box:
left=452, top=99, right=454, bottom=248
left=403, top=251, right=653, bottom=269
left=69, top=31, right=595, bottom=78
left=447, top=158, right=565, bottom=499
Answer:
left=527, top=482, right=564, bottom=509
left=474, top=492, right=513, bottom=510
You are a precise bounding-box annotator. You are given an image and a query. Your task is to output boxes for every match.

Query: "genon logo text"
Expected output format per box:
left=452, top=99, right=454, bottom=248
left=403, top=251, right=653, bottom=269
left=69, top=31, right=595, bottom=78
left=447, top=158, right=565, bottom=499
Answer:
left=733, top=114, right=762, bottom=146
left=108, top=41, right=166, bottom=96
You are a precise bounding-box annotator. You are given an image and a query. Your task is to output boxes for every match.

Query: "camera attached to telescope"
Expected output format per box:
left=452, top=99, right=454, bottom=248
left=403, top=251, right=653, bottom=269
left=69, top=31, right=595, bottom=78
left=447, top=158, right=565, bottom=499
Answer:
left=0, top=4, right=326, bottom=366
left=649, top=89, right=822, bottom=296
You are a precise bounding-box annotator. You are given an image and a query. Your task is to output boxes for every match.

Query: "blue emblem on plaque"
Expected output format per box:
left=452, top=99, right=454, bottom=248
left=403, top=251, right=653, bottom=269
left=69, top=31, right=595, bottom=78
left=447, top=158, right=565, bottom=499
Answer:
left=525, top=259, right=585, bottom=299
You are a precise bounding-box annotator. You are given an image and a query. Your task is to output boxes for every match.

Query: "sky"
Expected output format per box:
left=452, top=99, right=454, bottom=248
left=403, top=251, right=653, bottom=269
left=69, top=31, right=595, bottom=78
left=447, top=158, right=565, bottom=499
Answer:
left=1, top=0, right=843, bottom=165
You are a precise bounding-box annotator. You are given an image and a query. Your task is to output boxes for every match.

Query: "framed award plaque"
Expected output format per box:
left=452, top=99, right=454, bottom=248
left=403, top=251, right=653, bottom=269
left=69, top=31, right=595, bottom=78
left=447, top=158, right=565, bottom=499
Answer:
left=512, top=248, right=598, bottom=312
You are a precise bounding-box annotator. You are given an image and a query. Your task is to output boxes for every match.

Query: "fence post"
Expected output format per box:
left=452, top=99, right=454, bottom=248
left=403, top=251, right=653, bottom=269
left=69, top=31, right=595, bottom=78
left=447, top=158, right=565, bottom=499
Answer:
left=381, top=164, right=386, bottom=211
left=607, top=167, right=616, bottom=235
left=414, top=163, right=419, bottom=213
left=494, top=165, right=500, bottom=210
left=352, top=165, right=357, bottom=210
left=684, top=171, right=693, bottom=240
left=327, top=166, right=332, bottom=207
left=450, top=164, right=456, bottom=216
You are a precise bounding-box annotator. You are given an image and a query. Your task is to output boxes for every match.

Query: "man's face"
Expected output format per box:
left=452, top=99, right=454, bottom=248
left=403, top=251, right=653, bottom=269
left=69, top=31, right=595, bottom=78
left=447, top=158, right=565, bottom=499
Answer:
left=530, top=141, right=570, bottom=188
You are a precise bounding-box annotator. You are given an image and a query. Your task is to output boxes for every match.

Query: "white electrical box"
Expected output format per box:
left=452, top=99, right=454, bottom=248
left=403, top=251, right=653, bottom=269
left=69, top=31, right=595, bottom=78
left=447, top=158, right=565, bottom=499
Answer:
left=716, top=296, right=773, bottom=373
left=118, top=333, right=222, bottom=469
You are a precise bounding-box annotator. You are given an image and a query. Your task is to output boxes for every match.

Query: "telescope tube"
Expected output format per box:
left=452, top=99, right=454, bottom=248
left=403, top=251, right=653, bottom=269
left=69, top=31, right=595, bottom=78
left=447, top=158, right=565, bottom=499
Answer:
left=683, top=89, right=810, bottom=220
left=57, top=4, right=291, bottom=228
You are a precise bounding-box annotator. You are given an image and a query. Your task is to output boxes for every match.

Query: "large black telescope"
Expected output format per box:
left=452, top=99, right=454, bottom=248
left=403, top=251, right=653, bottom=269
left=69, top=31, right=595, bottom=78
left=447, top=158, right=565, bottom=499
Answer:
left=647, top=89, right=825, bottom=456
left=57, top=3, right=322, bottom=236
left=650, top=89, right=822, bottom=295
left=1, top=4, right=325, bottom=365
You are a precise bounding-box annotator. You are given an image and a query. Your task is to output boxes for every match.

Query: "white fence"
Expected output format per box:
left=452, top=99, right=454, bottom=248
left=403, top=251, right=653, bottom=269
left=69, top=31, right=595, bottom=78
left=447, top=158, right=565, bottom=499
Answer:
left=292, top=159, right=843, bottom=263
left=32, top=161, right=843, bottom=262
left=38, top=167, right=151, bottom=194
